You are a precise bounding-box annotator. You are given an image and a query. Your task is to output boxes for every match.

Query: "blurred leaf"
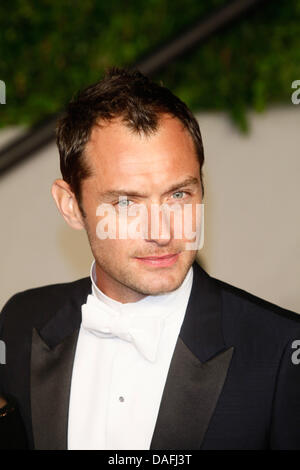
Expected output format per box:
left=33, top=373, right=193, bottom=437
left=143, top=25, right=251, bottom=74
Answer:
left=0, top=0, right=299, bottom=130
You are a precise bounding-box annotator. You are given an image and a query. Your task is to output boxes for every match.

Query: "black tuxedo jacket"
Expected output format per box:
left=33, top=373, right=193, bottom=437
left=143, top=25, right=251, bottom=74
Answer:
left=1, top=261, right=300, bottom=450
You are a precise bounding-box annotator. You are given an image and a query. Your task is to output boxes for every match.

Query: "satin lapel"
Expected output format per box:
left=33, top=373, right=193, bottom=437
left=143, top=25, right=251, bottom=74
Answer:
left=150, top=261, right=234, bottom=450
left=30, top=327, right=80, bottom=450
left=150, top=338, right=234, bottom=450
left=30, top=277, right=91, bottom=450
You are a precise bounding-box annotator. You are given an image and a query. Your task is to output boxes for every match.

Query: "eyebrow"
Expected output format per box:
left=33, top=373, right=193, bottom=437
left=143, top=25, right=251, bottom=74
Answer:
left=98, top=176, right=200, bottom=200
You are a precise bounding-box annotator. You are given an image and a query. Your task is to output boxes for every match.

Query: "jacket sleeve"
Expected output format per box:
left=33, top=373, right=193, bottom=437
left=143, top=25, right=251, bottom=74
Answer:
left=270, top=332, right=300, bottom=449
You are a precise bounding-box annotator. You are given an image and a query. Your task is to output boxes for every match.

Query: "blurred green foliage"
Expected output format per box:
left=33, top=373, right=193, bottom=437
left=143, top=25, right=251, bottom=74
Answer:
left=0, top=0, right=299, bottom=131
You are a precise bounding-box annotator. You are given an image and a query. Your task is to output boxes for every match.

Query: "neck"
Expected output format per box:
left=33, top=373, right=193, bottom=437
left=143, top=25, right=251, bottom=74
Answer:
left=94, top=264, right=147, bottom=304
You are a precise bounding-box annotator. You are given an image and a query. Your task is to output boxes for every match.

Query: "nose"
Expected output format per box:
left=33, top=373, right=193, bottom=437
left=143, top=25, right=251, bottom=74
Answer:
left=146, top=203, right=172, bottom=246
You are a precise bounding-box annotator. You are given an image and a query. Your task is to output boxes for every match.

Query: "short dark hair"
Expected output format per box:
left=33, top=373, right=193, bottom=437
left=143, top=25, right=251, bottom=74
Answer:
left=56, top=67, right=204, bottom=216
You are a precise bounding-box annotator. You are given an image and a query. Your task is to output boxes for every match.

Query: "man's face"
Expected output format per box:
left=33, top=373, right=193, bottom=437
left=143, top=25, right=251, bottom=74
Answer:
left=80, top=114, right=202, bottom=303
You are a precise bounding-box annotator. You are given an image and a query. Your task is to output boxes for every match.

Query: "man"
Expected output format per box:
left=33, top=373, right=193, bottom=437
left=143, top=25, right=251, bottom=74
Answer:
left=0, top=68, right=300, bottom=450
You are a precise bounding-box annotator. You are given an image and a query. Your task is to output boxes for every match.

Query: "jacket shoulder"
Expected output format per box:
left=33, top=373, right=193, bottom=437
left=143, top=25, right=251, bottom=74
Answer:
left=212, top=276, right=300, bottom=345
left=0, top=277, right=91, bottom=332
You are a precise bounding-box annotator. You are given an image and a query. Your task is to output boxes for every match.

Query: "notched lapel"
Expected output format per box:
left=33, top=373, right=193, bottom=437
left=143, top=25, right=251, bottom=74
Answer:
left=30, top=327, right=80, bottom=450
left=150, top=338, right=234, bottom=450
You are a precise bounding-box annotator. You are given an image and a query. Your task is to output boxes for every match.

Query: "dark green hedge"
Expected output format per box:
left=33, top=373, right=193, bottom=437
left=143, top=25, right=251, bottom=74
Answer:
left=0, top=0, right=299, bottom=131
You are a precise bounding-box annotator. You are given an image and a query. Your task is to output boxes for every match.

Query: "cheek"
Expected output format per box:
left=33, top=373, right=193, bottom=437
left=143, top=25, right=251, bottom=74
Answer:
left=93, top=206, right=149, bottom=244
left=91, top=236, right=139, bottom=260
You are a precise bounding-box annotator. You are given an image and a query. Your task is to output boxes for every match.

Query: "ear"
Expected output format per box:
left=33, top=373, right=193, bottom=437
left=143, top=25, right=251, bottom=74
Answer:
left=51, top=179, right=85, bottom=230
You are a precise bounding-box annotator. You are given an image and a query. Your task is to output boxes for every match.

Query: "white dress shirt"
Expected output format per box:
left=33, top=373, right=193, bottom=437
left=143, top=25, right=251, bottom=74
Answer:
left=68, top=260, right=193, bottom=450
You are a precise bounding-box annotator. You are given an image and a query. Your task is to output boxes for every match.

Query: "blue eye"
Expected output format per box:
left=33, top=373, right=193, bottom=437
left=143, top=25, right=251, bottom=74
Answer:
left=117, top=199, right=133, bottom=207
left=172, top=191, right=185, bottom=199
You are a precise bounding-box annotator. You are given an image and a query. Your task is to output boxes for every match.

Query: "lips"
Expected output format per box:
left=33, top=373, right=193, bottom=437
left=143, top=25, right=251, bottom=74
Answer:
left=135, top=253, right=179, bottom=267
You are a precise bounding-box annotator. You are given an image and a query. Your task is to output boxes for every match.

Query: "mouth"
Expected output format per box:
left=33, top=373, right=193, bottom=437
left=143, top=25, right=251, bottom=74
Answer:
left=135, top=253, right=179, bottom=267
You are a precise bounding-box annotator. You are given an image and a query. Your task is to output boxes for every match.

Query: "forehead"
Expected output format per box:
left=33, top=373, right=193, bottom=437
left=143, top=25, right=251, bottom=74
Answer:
left=84, top=115, right=199, bottom=192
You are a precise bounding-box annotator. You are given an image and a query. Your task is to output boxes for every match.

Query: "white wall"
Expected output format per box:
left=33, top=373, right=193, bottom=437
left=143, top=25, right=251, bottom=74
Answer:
left=198, top=106, right=300, bottom=313
left=0, top=105, right=299, bottom=312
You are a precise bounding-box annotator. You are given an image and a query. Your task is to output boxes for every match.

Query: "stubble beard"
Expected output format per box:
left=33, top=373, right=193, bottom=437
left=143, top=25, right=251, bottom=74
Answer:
left=84, top=218, right=197, bottom=298
left=93, top=246, right=196, bottom=297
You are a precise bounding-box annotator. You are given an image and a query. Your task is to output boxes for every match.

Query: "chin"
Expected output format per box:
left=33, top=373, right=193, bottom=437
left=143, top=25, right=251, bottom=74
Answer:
left=136, top=273, right=184, bottom=296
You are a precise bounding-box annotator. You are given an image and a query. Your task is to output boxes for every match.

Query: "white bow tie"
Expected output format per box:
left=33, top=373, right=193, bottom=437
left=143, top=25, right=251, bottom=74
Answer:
left=81, top=294, right=163, bottom=362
